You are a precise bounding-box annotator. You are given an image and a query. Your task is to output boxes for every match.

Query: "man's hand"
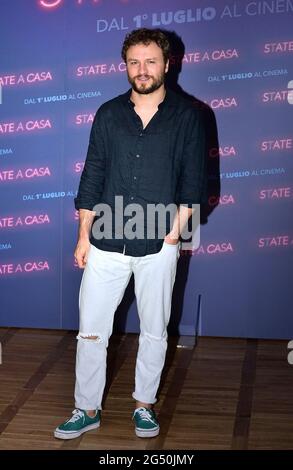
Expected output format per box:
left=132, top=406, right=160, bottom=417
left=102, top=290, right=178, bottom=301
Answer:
left=74, top=208, right=96, bottom=268
left=74, top=238, right=91, bottom=269
left=164, top=232, right=179, bottom=245
left=164, top=205, right=195, bottom=245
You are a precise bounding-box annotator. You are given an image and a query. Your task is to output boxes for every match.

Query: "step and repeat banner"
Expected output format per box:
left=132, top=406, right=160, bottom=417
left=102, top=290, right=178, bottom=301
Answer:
left=0, top=0, right=292, bottom=338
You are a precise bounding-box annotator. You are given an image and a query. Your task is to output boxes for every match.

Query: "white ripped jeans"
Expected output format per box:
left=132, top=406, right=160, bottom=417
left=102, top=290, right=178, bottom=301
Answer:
left=74, top=241, right=180, bottom=411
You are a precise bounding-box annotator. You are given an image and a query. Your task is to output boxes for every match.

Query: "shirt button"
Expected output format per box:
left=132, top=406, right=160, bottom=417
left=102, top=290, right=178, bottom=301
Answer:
left=139, top=132, right=143, bottom=136
left=130, top=196, right=134, bottom=200
left=136, top=154, right=140, bottom=158
left=133, top=176, right=137, bottom=180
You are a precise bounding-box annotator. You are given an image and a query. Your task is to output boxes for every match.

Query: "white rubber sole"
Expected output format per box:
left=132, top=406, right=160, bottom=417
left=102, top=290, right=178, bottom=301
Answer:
left=54, top=421, right=100, bottom=440
left=135, top=426, right=160, bottom=438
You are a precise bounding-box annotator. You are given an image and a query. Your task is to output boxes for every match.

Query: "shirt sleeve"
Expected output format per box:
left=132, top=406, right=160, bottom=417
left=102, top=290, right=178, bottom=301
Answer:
left=74, top=107, right=106, bottom=211
left=176, top=107, right=208, bottom=208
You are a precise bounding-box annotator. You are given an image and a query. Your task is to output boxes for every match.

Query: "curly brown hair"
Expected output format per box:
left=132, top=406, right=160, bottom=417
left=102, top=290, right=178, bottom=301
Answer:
left=121, top=28, right=170, bottom=64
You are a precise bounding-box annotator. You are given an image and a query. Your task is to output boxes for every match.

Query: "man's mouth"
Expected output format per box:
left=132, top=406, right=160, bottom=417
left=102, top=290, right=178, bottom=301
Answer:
left=136, top=76, right=151, bottom=82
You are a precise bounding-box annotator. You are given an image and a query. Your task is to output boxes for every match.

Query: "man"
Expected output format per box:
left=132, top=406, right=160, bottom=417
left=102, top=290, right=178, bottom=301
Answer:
left=54, top=28, right=206, bottom=440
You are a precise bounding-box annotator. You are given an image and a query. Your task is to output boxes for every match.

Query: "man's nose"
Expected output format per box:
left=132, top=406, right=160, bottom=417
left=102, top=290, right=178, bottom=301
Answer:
left=138, top=62, right=148, bottom=74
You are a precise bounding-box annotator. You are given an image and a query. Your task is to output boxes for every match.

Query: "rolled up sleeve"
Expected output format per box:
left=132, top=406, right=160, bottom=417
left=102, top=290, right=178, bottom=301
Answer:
left=176, top=107, right=207, bottom=208
left=74, top=108, right=106, bottom=211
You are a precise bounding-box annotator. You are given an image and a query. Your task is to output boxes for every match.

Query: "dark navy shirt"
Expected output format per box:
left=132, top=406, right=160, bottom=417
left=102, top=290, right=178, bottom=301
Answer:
left=74, top=87, right=207, bottom=256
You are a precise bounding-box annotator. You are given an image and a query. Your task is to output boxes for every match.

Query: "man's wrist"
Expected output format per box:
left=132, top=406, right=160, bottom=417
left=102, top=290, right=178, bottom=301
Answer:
left=78, top=232, right=90, bottom=241
left=164, top=232, right=179, bottom=244
left=169, top=230, right=180, bottom=240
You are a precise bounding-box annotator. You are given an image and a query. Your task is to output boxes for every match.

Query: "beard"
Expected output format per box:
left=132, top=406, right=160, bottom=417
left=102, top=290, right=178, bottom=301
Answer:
left=127, top=71, right=165, bottom=95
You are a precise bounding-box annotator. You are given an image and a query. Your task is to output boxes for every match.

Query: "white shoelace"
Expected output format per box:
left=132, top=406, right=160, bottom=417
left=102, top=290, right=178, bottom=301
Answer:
left=66, top=409, right=85, bottom=424
left=135, top=407, right=157, bottom=425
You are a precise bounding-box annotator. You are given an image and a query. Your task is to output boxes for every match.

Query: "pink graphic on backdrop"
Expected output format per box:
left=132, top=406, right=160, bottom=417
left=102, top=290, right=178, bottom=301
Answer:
left=264, top=41, right=293, bottom=53
left=74, top=162, right=85, bottom=173
left=0, top=214, right=50, bottom=228
left=0, top=120, right=52, bottom=134
left=0, top=167, right=51, bottom=181
left=39, top=0, right=62, bottom=8
left=209, top=146, right=237, bottom=158
left=261, top=138, right=292, bottom=151
left=258, top=236, right=292, bottom=248
left=180, top=242, right=234, bottom=256
left=0, top=261, right=50, bottom=275
left=0, top=72, right=53, bottom=87
left=262, top=90, right=290, bottom=103
left=209, top=97, right=238, bottom=109
left=38, top=0, right=126, bottom=9
left=208, top=195, right=235, bottom=207
left=259, top=188, right=291, bottom=199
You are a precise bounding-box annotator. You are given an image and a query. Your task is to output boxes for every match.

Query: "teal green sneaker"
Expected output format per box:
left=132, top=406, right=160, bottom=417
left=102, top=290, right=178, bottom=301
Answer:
left=54, top=409, right=100, bottom=440
left=132, top=407, right=160, bottom=438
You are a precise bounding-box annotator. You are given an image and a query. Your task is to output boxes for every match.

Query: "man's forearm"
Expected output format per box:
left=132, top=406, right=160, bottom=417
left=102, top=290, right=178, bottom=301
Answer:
left=169, top=205, right=196, bottom=240
left=78, top=209, right=96, bottom=240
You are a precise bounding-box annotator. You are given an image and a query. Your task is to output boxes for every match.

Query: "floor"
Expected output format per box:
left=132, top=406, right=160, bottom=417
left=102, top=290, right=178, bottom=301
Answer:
left=0, top=327, right=292, bottom=450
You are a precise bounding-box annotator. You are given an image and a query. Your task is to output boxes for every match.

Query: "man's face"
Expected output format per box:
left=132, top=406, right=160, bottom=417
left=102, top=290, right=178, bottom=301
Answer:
left=126, top=42, right=169, bottom=95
